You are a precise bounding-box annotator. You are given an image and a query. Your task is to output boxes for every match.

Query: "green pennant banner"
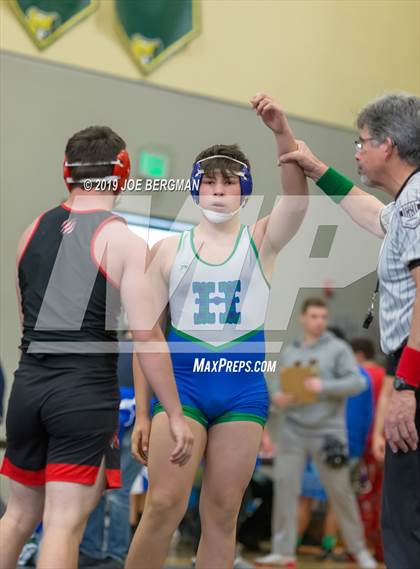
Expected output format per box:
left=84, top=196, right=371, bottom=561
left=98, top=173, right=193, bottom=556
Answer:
left=10, top=0, right=98, bottom=49
left=116, top=0, right=200, bottom=74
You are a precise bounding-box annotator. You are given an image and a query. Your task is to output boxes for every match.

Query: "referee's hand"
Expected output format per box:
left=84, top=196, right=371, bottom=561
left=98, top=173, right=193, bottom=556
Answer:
left=385, top=390, right=418, bottom=453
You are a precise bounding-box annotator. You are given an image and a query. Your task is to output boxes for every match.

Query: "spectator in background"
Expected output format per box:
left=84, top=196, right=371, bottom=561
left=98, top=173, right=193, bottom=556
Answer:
left=256, top=298, right=376, bottom=568
left=363, top=355, right=397, bottom=561
left=351, top=339, right=386, bottom=409
left=297, top=358, right=373, bottom=561
left=79, top=333, right=143, bottom=568
left=346, top=364, right=374, bottom=463
left=351, top=339, right=387, bottom=561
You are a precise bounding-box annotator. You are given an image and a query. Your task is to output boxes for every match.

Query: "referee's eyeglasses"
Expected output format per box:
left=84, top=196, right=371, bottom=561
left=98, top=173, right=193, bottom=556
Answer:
left=354, top=137, right=376, bottom=151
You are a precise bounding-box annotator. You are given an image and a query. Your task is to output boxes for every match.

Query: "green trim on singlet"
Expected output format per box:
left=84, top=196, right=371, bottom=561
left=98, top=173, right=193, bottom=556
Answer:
left=190, top=224, right=245, bottom=266
left=169, top=324, right=264, bottom=351
left=153, top=402, right=208, bottom=428
left=153, top=403, right=266, bottom=429
left=246, top=226, right=272, bottom=289
left=176, top=231, right=185, bottom=253
left=212, top=411, right=266, bottom=427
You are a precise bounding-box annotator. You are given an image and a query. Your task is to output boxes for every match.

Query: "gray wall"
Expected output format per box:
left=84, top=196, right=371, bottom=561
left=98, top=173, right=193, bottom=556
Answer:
left=0, top=51, right=385, bottom=439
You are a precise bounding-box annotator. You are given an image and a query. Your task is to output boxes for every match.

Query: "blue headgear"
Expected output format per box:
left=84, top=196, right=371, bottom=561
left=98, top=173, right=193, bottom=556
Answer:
left=190, top=155, right=253, bottom=204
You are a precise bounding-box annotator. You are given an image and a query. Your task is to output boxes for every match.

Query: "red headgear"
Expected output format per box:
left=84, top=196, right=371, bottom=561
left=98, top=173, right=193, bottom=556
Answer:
left=63, top=149, right=130, bottom=194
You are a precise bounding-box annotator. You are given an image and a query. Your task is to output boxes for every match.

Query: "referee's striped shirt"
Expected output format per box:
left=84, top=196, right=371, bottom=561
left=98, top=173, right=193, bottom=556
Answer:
left=378, top=168, right=420, bottom=354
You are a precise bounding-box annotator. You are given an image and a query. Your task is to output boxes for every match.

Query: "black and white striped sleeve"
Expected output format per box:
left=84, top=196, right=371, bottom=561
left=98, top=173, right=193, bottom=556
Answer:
left=399, top=183, right=420, bottom=270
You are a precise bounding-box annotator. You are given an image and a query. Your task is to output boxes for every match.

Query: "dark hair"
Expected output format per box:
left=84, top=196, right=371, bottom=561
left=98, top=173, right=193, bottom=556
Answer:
left=301, top=297, right=327, bottom=314
left=65, top=126, right=126, bottom=188
left=194, top=144, right=250, bottom=178
left=357, top=93, right=420, bottom=166
left=350, top=338, right=375, bottom=360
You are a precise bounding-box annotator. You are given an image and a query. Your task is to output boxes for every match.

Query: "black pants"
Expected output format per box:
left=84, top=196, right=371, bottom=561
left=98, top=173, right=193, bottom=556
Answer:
left=381, top=390, right=420, bottom=569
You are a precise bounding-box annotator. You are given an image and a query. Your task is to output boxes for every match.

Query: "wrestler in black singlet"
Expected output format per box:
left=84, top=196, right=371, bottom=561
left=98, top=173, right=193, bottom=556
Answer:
left=1, top=204, right=125, bottom=488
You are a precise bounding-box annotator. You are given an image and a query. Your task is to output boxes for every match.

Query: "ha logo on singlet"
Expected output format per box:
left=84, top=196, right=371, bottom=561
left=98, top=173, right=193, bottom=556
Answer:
left=192, top=280, right=241, bottom=325
left=60, top=219, right=78, bottom=235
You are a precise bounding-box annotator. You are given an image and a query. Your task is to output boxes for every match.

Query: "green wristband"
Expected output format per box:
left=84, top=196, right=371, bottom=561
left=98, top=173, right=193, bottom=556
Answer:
left=316, top=167, right=354, bottom=203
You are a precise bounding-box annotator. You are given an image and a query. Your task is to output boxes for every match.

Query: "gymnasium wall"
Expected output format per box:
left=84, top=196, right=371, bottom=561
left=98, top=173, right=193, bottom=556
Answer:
left=0, top=0, right=419, bottom=129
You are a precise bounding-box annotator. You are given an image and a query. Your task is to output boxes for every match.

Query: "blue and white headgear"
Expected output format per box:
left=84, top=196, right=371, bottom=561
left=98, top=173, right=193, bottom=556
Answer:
left=190, top=155, right=253, bottom=204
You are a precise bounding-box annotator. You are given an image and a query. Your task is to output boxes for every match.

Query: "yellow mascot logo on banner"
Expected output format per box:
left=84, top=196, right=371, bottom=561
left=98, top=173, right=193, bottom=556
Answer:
left=26, top=6, right=59, bottom=41
left=130, top=34, right=163, bottom=67
left=10, top=0, right=98, bottom=49
left=116, top=0, right=201, bottom=75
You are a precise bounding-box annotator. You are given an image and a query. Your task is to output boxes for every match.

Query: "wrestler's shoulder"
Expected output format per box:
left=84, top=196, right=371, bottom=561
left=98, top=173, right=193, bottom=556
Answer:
left=100, top=216, right=146, bottom=243
left=151, top=233, right=183, bottom=259
left=95, top=217, right=149, bottom=265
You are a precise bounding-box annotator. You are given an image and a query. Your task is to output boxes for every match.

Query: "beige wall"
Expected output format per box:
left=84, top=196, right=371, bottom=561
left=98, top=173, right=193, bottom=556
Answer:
left=1, top=0, right=419, bottom=129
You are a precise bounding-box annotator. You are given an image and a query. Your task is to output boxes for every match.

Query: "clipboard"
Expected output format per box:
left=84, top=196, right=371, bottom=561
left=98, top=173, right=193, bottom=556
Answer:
left=280, top=365, right=318, bottom=404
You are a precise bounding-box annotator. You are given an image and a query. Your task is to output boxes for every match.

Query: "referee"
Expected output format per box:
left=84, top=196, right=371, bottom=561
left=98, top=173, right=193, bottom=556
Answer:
left=279, top=93, right=420, bottom=569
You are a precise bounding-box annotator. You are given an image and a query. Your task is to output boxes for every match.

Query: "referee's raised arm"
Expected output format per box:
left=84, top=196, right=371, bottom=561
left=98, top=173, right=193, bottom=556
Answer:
left=279, top=140, right=386, bottom=238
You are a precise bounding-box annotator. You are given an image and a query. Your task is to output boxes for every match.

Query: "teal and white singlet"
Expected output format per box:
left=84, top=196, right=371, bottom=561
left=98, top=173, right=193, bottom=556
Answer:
left=152, top=224, right=270, bottom=428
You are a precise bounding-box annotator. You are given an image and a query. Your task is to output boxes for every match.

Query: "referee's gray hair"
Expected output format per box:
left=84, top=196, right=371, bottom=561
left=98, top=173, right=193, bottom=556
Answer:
left=357, top=93, right=420, bottom=165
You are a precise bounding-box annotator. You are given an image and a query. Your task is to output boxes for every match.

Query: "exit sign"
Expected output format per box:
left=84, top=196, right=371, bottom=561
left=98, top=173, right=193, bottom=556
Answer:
left=139, top=151, right=169, bottom=178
